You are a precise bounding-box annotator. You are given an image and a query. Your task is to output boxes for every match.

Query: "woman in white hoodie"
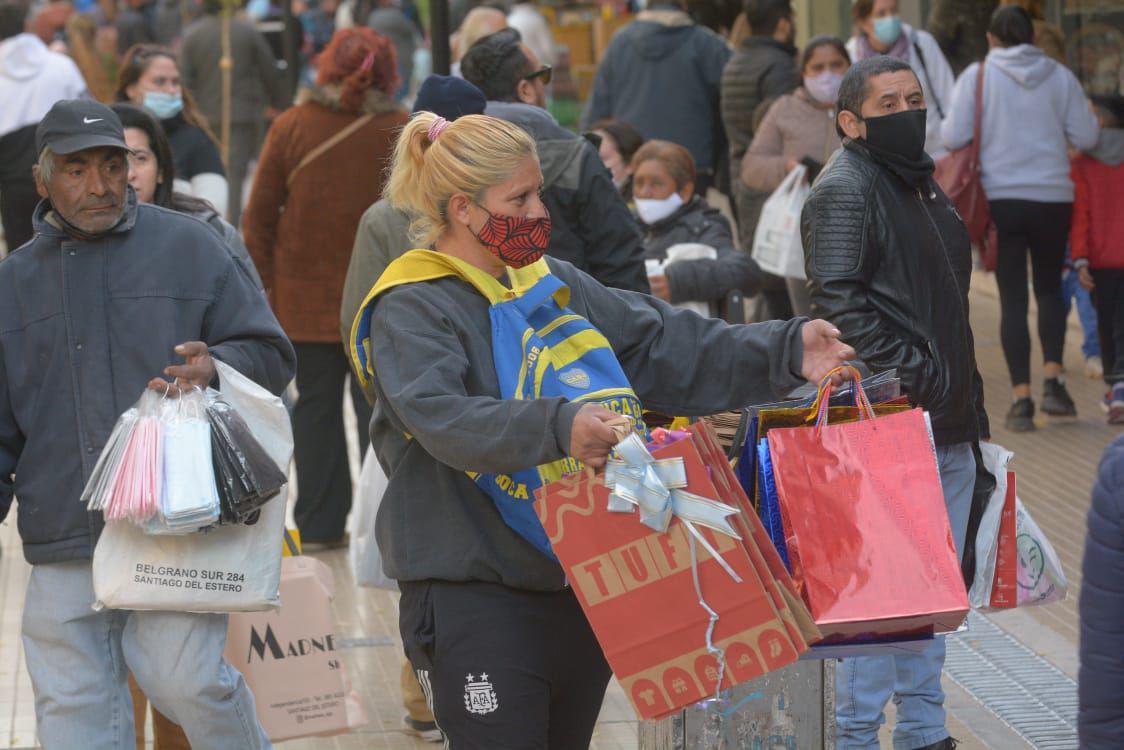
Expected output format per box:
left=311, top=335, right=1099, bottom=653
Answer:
left=847, top=0, right=955, bottom=159
left=0, top=5, right=87, bottom=251
left=943, top=5, right=1099, bottom=432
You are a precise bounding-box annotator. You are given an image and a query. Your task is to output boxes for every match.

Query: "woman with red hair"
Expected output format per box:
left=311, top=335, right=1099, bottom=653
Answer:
left=243, top=27, right=407, bottom=547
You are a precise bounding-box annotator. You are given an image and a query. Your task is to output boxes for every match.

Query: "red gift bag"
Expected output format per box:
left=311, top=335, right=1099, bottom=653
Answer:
left=534, top=426, right=812, bottom=720
left=766, top=371, right=969, bottom=641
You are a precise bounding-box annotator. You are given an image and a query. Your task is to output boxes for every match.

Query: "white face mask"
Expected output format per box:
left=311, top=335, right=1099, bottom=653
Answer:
left=635, top=193, right=684, bottom=224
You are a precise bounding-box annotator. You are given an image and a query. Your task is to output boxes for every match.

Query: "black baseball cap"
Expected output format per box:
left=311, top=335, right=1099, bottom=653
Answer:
left=35, top=99, right=129, bottom=156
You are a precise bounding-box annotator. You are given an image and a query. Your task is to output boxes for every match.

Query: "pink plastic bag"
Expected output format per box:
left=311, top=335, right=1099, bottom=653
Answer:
left=101, top=391, right=164, bottom=523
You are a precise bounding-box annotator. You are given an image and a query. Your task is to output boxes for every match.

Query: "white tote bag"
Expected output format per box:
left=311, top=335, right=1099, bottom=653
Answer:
left=92, top=360, right=294, bottom=612
left=969, top=442, right=1067, bottom=610
left=751, top=165, right=810, bottom=280
left=348, top=445, right=397, bottom=590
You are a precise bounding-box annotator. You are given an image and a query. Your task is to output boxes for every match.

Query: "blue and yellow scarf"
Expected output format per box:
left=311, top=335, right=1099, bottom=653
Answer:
left=350, top=250, right=644, bottom=558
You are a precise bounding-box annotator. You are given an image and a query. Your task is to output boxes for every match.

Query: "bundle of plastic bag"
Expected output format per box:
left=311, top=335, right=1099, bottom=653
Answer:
left=146, top=389, right=222, bottom=534
left=85, top=384, right=287, bottom=533
left=207, top=396, right=288, bottom=524
left=82, top=405, right=140, bottom=513
left=92, top=360, right=294, bottom=612
left=85, top=390, right=165, bottom=524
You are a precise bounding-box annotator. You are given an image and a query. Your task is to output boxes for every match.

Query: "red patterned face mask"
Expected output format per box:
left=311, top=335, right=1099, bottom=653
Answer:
left=472, top=207, right=552, bottom=268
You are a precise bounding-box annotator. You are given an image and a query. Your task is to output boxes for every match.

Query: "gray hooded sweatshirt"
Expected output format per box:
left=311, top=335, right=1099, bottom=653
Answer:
left=366, top=256, right=807, bottom=591
left=942, top=44, right=1099, bottom=202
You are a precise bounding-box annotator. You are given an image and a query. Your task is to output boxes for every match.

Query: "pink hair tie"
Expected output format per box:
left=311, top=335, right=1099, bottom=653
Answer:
left=358, top=51, right=375, bottom=74
left=427, top=116, right=450, bottom=142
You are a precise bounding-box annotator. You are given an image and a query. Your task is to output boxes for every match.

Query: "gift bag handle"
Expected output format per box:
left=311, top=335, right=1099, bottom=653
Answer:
left=813, top=365, right=875, bottom=427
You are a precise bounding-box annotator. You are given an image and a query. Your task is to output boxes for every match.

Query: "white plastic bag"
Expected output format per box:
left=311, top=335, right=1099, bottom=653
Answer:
left=646, top=243, right=719, bottom=318
left=151, top=391, right=221, bottom=534
left=92, top=360, right=294, bottom=612
left=348, top=446, right=396, bottom=590
left=751, top=165, right=810, bottom=280
left=970, top=442, right=1067, bottom=610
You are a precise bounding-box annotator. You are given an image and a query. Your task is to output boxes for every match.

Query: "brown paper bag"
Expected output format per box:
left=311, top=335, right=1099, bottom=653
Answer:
left=225, top=556, right=368, bottom=741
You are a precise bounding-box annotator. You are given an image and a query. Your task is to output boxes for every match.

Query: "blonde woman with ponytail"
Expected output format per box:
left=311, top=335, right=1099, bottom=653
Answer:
left=349, top=111, right=855, bottom=746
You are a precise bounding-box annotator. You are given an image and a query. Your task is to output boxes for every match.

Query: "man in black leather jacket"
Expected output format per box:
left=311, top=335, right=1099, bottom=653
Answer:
left=801, top=56, right=989, bottom=750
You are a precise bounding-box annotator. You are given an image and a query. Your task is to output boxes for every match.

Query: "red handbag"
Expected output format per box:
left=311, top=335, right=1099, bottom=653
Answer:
left=935, top=62, right=997, bottom=271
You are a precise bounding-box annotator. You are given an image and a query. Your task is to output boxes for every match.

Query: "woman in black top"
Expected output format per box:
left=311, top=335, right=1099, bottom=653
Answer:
left=111, top=103, right=260, bottom=289
left=116, top=44, right=229, bottom=217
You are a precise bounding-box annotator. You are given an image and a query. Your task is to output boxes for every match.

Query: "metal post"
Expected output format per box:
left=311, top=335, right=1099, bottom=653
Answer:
left=639, top=660, right=835, bottom=750
left=281, top=0, right=298, bottom=96
left=430, top=0, right=451, bottom=76
left=219, top=0, right=233, bottom=170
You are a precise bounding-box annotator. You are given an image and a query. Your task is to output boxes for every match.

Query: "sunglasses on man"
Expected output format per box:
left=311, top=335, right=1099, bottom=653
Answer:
left=523, top=65, right=553, bottom=86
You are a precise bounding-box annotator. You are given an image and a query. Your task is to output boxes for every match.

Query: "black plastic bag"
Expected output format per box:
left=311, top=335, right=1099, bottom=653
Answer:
left=207, top=398, right=287, bottom=524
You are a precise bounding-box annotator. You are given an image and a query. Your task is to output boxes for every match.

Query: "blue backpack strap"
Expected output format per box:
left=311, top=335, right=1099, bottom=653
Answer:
left=510, top=273, right=567, bottom=318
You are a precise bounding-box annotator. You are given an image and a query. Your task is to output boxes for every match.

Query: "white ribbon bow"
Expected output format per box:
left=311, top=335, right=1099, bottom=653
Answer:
left=602, top=430, right=743, bottom=702
left=604, top=432, right=743, bottom=582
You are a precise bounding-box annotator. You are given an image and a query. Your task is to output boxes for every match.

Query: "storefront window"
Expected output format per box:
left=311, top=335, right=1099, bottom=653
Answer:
left=1055, top=0, right=1124, bottom=95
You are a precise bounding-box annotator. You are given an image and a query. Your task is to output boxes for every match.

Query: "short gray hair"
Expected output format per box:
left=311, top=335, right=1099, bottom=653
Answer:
left=836, top=56, right=918, bottom=138
left=37, top=146, right=55, bottom=183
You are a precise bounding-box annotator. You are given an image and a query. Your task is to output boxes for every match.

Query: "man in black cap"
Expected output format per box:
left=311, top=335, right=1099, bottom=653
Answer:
left=1, top=99, right=294, bottom=748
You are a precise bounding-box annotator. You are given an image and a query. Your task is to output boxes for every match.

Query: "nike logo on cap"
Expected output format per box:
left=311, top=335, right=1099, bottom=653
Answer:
left=83, top=117, right=103, bottom=124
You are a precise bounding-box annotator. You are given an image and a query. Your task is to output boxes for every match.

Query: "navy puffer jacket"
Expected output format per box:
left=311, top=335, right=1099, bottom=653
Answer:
left=1079, top=434, right=1124, bottom=747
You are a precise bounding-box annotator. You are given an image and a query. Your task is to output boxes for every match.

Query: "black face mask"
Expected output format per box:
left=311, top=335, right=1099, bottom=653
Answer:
left=862, top=108, right=928, bottom=162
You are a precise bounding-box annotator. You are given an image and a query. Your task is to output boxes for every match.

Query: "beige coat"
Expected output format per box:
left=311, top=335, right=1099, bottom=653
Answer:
left=741, top=86, right=841, bottom=194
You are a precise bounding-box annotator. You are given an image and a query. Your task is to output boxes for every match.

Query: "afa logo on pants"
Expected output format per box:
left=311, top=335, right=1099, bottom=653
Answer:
left=464, top=673, right=499, bottom=715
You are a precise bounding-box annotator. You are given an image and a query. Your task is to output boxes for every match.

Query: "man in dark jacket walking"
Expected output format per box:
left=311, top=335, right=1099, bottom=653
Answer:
left=181, top=0, right=290, bottom=224
left=462, top=28, right=649, bottom=293
left=0, top=100, right=294, bottom=748
left=579, top=0, right=730, bottom=193
left=1080, top=434, right=1124, bottom=749
left=721, top=0, right=798, bottom=181
left=801, top=57, right=988, bottom=750
left=720, top=0, right=799, bottom=318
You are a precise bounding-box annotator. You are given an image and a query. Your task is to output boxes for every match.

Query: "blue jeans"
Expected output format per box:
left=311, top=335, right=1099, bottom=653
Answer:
left=835, top=442, right=977, bottom=750
left=21, top=560, right=271, bottom=750
left=1063, top=267, right=1101, bottom=359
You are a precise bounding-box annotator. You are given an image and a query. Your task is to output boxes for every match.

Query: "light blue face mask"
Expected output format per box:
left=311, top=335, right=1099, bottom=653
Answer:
left=143, top=91, right=183, bottom=120
left=873, top=15, right=903, bottom=46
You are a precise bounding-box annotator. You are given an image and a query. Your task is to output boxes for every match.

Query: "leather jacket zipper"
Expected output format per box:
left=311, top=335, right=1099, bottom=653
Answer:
left=916, top=186, right=973, bottom=387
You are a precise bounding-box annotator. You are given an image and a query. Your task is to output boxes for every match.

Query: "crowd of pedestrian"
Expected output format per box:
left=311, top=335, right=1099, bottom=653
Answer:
left=2, top=0, right=1124, bottom=747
